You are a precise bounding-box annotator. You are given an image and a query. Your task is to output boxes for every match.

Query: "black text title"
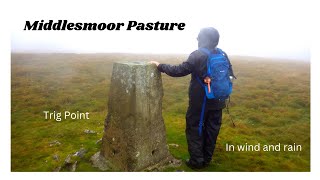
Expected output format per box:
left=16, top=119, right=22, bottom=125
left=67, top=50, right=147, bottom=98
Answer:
left=24, top=20, right=186, bottom=31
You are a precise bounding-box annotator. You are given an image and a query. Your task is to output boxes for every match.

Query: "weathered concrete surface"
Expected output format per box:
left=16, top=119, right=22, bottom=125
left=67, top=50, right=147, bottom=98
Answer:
left=91, top=61, right=175, bottom=171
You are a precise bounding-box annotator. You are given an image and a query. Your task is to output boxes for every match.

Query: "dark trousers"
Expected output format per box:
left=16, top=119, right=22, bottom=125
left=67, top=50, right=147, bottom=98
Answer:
left=186, top=107, right=222, bottom=165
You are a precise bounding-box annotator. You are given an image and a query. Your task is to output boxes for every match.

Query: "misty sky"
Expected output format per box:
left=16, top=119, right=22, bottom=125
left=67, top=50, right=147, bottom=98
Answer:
left=11, top=0, right=310, bottom=60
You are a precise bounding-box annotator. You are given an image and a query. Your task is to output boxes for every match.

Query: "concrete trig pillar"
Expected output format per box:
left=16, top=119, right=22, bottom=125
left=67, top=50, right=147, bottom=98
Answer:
left=91, top=62, right=175, bottom=171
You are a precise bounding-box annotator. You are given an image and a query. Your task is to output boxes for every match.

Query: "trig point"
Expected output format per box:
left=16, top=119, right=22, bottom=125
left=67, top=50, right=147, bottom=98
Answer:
left=91, top=61, right=176, bottom=171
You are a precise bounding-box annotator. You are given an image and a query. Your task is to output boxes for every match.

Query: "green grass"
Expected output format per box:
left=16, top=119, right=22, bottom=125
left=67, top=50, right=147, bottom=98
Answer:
left=11, top=53, right=310, bottom=172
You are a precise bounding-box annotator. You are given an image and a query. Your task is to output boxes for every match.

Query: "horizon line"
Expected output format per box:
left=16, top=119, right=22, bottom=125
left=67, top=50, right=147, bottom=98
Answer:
left=11, top=51, right=310, bottom=62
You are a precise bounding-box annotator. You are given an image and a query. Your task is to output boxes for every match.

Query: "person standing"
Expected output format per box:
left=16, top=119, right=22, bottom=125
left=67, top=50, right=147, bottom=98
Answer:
left=150, top=27, right=235, bottom=169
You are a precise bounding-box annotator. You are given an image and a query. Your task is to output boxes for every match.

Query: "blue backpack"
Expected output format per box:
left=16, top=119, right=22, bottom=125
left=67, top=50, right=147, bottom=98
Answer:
left=196, top=47, right=233, bottom=135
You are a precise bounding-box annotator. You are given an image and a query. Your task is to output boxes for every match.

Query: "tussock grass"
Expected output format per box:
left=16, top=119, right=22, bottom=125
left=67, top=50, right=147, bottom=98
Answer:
left=11, top=53, right=309, bottom=171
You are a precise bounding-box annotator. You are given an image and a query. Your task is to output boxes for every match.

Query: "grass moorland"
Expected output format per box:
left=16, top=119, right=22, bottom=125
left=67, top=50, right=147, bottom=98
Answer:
left=11, top=53, right=310, bottom=171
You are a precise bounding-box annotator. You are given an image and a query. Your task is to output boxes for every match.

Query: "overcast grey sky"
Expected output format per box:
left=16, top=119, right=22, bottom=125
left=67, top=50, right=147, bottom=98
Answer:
left=11, top=0, right=310, bottom=60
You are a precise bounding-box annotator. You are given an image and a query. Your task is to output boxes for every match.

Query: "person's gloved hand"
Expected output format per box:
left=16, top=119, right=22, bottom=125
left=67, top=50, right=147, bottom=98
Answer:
left=149, top=61, right=160, bottom=66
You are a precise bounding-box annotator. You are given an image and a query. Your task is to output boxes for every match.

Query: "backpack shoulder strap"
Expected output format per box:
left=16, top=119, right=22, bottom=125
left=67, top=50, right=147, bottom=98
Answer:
left=196, top=76, right=204, bottom=86
left=198, top=48, right=211, bottom=56
left=200, top=48, right=224, bottom=56
left=216, top=48, right=224, bottom=55
left=198, top=48, right=212, bottom=76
